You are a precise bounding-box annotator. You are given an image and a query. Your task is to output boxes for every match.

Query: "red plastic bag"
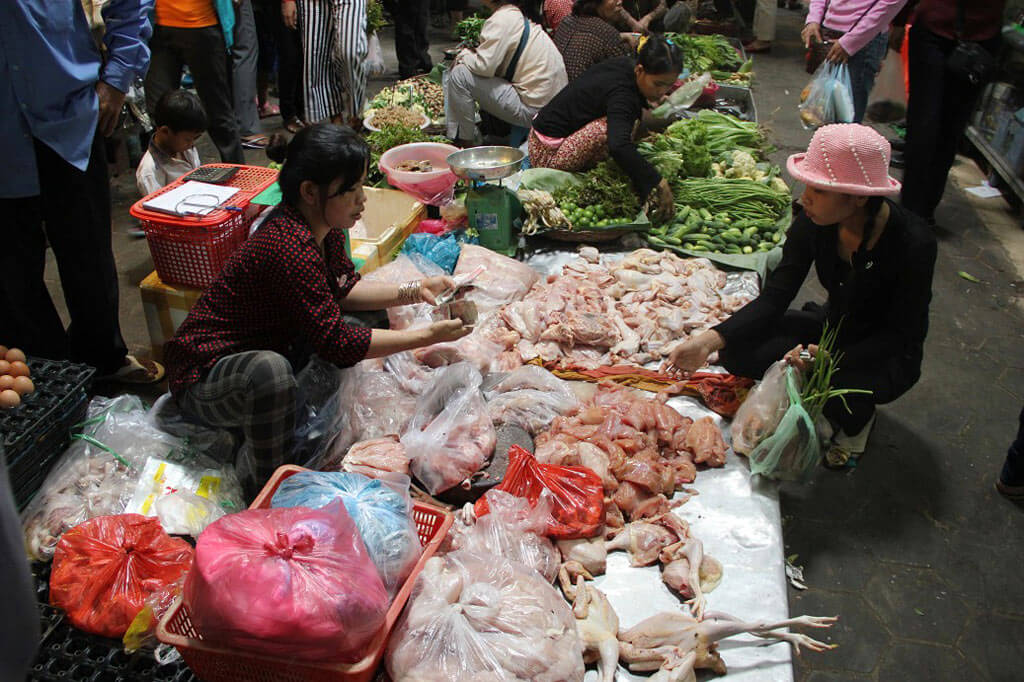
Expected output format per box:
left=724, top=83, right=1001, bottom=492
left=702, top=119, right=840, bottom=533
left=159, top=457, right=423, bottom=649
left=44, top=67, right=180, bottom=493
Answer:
left=184, top=501, right=389, bottom=662
left=50, top=514, right=194, bottom=638
left=474, top=445, right=604, bottom=539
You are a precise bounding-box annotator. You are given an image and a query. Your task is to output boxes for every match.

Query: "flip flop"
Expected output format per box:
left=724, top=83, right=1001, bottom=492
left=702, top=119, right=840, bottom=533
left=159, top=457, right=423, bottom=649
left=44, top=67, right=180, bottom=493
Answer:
left=242, top=135, right=269, bottom=149
left=100, top=354, right=165, bottom=384
left=284, top=117, right=306, bottom=134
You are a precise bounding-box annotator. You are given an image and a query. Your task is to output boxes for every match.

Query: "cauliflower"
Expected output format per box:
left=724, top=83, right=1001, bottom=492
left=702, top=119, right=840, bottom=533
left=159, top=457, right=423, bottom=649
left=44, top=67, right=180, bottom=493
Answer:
left=771, top=177, right=789, bottom=194
left=729, top=150, right=758, bottom=178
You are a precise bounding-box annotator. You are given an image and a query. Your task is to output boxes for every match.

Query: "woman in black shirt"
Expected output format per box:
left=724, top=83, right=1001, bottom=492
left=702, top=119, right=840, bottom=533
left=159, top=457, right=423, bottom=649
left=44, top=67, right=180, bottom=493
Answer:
left=529, top=34, right=682, bottom=221
left=664, top=124, right=937, bottom=467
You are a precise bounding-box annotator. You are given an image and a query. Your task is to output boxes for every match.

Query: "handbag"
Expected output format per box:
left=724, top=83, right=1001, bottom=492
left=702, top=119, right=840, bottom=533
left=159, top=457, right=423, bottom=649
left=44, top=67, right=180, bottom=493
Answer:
left=946, top=0, right=997, bottom=85
left=804, top=0, right=881, bottom=74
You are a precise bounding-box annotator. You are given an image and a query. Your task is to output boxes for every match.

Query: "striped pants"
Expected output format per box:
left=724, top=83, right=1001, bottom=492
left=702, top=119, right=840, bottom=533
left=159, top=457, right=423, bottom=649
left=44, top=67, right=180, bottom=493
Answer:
left=177, top=351, right=298, bottom=499
left=298, top=0, right=368, bottom=122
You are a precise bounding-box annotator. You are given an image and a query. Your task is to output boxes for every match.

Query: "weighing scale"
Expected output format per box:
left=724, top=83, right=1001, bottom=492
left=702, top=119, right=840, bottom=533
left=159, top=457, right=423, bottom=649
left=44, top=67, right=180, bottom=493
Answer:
left=446, top=146, right=525, bottom=256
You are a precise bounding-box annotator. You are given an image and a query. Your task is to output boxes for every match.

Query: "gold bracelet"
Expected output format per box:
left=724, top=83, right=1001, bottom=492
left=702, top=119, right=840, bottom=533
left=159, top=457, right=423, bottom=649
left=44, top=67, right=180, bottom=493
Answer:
left=398, top=280, right=422, bottom=305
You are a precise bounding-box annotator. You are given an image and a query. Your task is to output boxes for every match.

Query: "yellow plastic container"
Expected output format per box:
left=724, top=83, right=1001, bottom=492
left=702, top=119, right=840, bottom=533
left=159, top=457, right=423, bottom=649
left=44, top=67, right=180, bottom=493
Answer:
left=139, top=271, right=203, bottom=362
left=348, top=187, right=424, bottom=273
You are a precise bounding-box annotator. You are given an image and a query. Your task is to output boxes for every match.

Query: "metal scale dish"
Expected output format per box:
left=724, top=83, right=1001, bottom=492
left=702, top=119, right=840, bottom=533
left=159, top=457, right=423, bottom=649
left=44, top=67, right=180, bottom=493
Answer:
left=446, top=146, right=525, bottom=182
left=446, top=146, right=526, bottom=255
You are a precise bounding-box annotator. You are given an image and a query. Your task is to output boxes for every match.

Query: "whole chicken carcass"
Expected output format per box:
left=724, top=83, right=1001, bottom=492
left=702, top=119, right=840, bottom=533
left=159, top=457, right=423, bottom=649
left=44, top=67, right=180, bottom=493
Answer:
left=386, top=551, right=584, bottom=682
left=605, top=517, right=683, bottom=567
left=619, top=610, right=838, bottom=678
left=556, top=534, right=608, bottom=577
left=684, top=417, right=728, bottom=467
left=562, top=574, right=619, bottom=682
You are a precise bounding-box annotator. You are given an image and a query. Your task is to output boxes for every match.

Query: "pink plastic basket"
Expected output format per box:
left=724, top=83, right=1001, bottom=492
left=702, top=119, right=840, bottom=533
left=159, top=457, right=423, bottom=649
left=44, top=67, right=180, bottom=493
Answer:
left=156, top=465, right=452, bottom=682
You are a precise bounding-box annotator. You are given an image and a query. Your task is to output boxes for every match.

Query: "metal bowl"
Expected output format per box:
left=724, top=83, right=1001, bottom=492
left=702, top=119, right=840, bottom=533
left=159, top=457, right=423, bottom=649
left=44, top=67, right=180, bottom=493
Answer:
left=446, top=146, right=525, bottom=182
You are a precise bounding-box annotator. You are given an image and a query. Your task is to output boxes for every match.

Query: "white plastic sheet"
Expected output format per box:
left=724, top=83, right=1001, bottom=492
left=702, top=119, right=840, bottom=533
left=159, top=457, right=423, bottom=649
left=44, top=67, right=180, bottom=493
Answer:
left=525, top=249, right=792, bottom=682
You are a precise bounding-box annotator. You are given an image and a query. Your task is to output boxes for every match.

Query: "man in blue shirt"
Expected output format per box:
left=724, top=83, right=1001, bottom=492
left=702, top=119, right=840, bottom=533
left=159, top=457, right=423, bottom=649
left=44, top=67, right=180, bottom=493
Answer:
left=0, top=0, right=163, bottom=382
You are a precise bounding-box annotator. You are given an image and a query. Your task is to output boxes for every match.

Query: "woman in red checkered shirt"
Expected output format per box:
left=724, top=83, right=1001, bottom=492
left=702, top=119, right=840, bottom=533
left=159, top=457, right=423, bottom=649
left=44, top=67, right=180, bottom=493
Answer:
left=163, top=124, right=471, bottom=496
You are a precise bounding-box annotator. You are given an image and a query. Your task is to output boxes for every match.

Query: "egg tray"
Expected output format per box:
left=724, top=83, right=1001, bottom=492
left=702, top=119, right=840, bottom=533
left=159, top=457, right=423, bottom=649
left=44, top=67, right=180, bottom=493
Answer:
left=30, top=564, right=197, bottom=682
left=1, top=358, right=95, bottom=509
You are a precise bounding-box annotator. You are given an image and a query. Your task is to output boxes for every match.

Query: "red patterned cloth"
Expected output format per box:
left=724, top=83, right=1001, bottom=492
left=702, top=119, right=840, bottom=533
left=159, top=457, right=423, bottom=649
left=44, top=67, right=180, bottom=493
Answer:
left=529, top=117, right=610, bottom=171
left=544, top=0, right=573, bottom=32
left=553, top=15, right=630, bottom=81
left=165, top=203, right=372, bottom=396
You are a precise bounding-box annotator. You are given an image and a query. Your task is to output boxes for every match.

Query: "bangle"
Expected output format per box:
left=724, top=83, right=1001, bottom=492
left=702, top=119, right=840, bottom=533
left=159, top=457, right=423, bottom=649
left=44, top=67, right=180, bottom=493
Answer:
left=398, top=280, right=422, bottom=305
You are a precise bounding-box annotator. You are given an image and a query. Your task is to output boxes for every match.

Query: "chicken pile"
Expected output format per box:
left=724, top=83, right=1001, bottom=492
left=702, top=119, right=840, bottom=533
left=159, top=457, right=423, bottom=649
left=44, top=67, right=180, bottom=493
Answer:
left=339, top=436, right=411, bottom=477
left=534, top=383, right=728, bottom=524
left=385, top=550, right=585, bottom=682
left=496, top=248, right=759, bottom=370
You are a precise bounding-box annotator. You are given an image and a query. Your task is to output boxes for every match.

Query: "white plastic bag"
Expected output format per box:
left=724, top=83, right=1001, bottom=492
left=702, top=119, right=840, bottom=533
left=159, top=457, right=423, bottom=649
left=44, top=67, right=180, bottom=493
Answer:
left=366, top=32, right=386, bottom=77
left=448, top=490, right=560, bottom=582
left=484, top=365, right=579, bottom=435
left=798, top=62, right=854, bottom=129
left=400, top=363, right=496, bottom=494
left=730, top=360, right=792, bottom=455
left=386, top=550, right=584, bottom=682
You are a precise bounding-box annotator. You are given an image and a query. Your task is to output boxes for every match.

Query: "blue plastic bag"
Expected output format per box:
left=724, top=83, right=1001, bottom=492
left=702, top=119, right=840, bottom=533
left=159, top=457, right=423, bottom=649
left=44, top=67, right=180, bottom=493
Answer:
left=798, top=62, right=854, bottom=129
left=271, top=471, right=422, bottom=593
left=401, top=232, right=462, bottom=274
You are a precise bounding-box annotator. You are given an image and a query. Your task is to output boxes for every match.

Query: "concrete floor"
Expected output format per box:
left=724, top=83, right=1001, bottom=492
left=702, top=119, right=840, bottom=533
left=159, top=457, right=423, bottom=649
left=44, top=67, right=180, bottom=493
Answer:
left=42, top=8, right=1024, bottom=680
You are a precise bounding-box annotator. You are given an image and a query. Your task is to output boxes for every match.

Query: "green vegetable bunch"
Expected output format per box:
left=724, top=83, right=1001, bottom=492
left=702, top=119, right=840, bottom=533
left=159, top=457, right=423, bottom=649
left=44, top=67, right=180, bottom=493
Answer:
left=552, top=160, right=641, bottom=228
left=667, top=111, right=766, bottom=157
left=666, top=33, right=743, bottom=73
left=367, top=0, right=384, bottom=35
left=800, top=322, right=871, bottom=423
left=673, top=177, right=790, bottom=220
left=638, top=119, right=712, bottom=180
left=455, top=15, right=486, bottom=47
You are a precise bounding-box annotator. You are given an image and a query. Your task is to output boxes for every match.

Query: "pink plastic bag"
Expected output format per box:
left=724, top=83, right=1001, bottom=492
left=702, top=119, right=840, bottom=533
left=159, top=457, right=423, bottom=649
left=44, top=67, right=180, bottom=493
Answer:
left=184, top=502, right=389, bottom=662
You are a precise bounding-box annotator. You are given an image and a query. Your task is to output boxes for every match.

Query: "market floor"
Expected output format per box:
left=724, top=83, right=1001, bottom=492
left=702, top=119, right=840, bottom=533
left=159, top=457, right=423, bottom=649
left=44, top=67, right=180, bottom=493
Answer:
left=42, top=11, right=1024, bottom=681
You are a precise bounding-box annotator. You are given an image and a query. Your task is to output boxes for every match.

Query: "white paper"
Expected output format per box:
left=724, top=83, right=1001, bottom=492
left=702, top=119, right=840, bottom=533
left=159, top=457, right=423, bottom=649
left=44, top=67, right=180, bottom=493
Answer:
left=142, top=180, right=240, bottom=216
left=964, top=183, right=1003, bottom=199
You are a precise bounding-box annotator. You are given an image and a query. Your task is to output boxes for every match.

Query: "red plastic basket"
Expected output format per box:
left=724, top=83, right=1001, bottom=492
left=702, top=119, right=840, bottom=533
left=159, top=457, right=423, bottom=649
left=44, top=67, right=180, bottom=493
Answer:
left=129, top=164, right=279, bottom=289
left=156, top=465, right=452, bottom=682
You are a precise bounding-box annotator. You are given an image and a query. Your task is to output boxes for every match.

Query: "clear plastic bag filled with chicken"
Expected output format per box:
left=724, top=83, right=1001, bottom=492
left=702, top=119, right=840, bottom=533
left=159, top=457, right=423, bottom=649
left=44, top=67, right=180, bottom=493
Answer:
left=730, top=360, right=790, bottom=455
left=385, top=550, right=584, bottom=682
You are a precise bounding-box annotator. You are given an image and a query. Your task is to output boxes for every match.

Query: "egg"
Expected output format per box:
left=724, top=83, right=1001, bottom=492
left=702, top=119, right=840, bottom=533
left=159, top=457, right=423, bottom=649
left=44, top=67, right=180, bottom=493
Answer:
left=0, top=360, right=9, bottom=375
left=0, top=389, right=20, bottom=409
left=4, top=348, right=25, bottom=363
left=0, top=376, right=13, bottom=391
left=8, top=361, right=29, bottom=377
left=12, top=376, right=34, bottom=396
left=0, top=345, right=7, bottom=357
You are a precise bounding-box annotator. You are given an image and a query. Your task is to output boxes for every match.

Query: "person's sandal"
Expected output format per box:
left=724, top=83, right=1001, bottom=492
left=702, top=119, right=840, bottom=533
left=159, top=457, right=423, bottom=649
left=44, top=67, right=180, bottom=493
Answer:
left=284, top=117, right=306, bottom=134
left=823, top=443, right=854, bottom=470
left=100, top=354, right=165, bottom=385
left=996, top=478, right=1024, bottom=502
left=241, top=135, right=269, bottom=149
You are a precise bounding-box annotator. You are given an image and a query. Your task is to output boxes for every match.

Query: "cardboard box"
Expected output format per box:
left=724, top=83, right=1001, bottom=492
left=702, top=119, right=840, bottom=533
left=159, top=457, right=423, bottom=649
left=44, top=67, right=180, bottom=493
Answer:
left=139, top=271, right=203, bottom=362
left=348, top=187, right=425, bottom=273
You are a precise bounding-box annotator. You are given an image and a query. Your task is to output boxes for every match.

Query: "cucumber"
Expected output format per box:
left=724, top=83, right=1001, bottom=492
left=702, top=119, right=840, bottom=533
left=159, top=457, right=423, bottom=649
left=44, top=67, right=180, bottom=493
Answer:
left=758, top=242, right=775, bottom=252
left=742, top=245, right=754, bottom=254
left=647, top=236, right=669, bottom=246
left=695, top=239, right=717, bottom=251
left=689, top=244, right=708, bottom=252
left=743, top=225, right=760, bottom=240
left=664, top=236, right=682, bottom=245
left=724, top=245, right=743, bottom=255
left=699, top=208, right=713, bottom=221
left=676, top=205, right=692, bottom=222
left=772, top=231, right=783, bottom=243
left=719, top=232, right=743, bottom=245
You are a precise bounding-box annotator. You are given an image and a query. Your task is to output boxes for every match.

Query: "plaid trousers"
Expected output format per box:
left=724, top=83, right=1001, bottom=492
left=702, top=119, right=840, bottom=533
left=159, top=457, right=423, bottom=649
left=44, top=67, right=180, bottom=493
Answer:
left=177, top=351, right=297, bottom=498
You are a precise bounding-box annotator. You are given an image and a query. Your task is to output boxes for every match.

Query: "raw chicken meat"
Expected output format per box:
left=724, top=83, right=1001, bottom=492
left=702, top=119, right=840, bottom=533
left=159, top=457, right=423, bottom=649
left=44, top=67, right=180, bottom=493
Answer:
left=400, top=363, right=496, bottom=494
left=684, top=417, right=728, bottom=467
left=386, top=550, right=585, bottom=682
left=447, top=490, right=561, bottom=582
left=341, top=436, right=410, bottom=477
left=605, top=517, right=683, bottom=567
left=454, top=244, right=541, bottom=314
left=484, top=365, right=579, bottom=435
left=618, top=610, right=838, bottom=679
left=556, top=535, right=608, bottom=577
left=490, top=250, right=758, bottom=370
left=561, top=575, right=619, bottom=682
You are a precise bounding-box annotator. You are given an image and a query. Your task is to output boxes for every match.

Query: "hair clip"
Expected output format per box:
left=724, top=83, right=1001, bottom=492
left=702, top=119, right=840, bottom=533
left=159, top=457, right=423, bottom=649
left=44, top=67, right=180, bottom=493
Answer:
left=637, top=35, right=649, bottom=51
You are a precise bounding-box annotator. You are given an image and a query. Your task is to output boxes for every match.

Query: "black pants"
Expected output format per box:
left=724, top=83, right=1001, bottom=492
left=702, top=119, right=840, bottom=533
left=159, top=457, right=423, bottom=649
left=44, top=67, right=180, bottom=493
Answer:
left=1003, top=404, right=1024, bottom=486
left=384, top=0, right=432, bottom=79
left=146, top=24, right=246, bottom=164
left=253, top=0, right=304, bottom=120
left=718, top=310, right=912, bottom=435
left=901, top=24, right=999, bottom=221
left=0, top=136, right=127, bottom=374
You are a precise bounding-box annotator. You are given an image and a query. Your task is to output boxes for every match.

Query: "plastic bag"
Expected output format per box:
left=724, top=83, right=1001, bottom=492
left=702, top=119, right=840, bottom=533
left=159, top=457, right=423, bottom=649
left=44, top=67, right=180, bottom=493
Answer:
left=731, top=360, right=790, bottom=455
left=363, top=255, right=445, bottom=330
left=653, top=72, right=712, bottom=118
left=454, top=244, right=540, bottom=314
left=340, top=436, right=411, bottom=477
left=798, top=61, right=854, bottom=129
left=22, top=396, right=245, bottom=561
left=475, top=445, right=604, bottom=539
left=50, top=514, right=194, bottom=638
left=366, top=32, right=386, bottom=77
left=401, top=363, right=496, bottom=494
left=385, top=550, right=584, bottom=682
left=271, top=471, right=422, bottom=593
left=747, top=366, right=821, bottom=481
left=449, top=490, right=560, bottom=582
left=123, top=576, right=185, bottom=653
left=484, top=365, right=579, bottom=435
left=401, top=232, right=462, bottom=274
left=292, top=355, right=345, bottom=468
left=153, top=491, right=227, bottom=537
left=185, top=502, right=388, bottom=662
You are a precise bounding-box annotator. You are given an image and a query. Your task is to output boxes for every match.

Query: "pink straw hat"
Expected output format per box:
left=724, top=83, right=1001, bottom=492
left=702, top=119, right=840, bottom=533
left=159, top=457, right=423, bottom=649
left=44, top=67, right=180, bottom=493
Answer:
left=786, top=124, right=901, bottom=196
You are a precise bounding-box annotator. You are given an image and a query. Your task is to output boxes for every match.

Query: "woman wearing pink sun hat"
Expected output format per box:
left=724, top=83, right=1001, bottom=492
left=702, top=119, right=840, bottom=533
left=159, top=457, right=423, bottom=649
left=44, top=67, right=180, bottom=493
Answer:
left=665, top=124, right=936, bottom=468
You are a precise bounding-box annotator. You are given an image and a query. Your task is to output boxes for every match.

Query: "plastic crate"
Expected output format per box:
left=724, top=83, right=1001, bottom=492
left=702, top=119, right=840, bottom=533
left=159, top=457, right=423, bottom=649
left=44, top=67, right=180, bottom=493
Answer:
left=1, top=358, right=95, bottom=509
left=29, top=564, right=198, bottom=682
left=157, top=465, right=452, bottom=682
left=129, top=165, right=279, bottom=289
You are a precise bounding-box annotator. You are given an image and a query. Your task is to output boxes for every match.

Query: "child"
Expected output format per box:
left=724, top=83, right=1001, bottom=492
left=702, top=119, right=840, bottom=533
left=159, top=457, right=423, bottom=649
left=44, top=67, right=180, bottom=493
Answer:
left=136, top=89, right=207, bottom=197
left=163, top=124, right=471, bottom=497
